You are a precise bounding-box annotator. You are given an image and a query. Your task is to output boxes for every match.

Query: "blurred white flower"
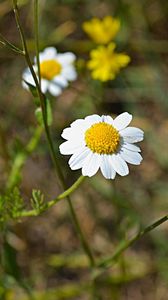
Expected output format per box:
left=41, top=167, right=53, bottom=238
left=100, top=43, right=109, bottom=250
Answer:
left=22, top=47, right=77, bottom=96
left=59, top=113, right=144, bottom=179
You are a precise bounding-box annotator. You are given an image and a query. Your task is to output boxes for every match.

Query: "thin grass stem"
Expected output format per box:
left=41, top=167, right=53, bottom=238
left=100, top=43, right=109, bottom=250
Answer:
left=93, top=214, right=168, bottom=278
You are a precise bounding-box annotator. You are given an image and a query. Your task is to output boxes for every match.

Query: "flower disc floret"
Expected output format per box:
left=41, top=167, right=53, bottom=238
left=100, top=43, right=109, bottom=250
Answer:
left=40, top=59, right=62, bottom=80
left=85, top=122, right=120, bottom=154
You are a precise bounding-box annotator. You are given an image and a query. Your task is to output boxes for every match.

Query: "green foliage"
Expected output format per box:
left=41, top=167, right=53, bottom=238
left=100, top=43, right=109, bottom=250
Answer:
left=48, top=253, right=89, bottom=269
left=0, top=187, right=46, bottom=224
left=0, top=275, right=16, bottom=300
left=2, top=239, right=21, bottom=282
left=1, top=235, right=34, bottom=298
left=31, top=189, right=45, bottom=214
left=24, top=81, right=53, bottom=127
left=0, top=188, right=24, bottom=224
left=23, top=80, right=39, bottom=98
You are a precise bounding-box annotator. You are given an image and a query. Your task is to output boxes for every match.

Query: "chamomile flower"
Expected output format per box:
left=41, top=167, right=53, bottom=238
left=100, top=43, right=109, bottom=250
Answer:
left=87, top=43, right=130, bottom=82
left=83, top=16, right=120, bottom=44
left=59, top=113, right=144, bottom=179
left=22, top=47, right=77, bottom=96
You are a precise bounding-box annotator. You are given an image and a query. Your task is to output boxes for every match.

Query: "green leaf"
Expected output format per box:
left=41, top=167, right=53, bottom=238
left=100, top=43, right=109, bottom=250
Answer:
left=31, top=189, right=45, bottom=213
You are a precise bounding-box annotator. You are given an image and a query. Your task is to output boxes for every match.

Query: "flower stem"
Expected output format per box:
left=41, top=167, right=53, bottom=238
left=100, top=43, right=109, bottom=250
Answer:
left=7, top=126, right=43, bottom=190
left=34, top=0, right=41, bottom=86
left=13, top=1, right=62, bottom=182
left=93, top=214, right=168, bottom=278
left=12, top=0, right=95, bottom=268
left=19, top=175, right=85, bottom=217
left=0, top=33, right=24, bottom=55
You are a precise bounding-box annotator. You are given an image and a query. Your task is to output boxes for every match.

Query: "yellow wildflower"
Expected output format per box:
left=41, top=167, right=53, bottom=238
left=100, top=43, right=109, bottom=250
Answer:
left=87, top=43, right=130, bottom=82
left=83, top=16, right=120, bottom=44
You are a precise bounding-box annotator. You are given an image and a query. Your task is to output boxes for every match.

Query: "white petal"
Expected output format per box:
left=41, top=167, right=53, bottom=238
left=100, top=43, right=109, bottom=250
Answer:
left=102, top=115, right=114, bottom=125
left=113, top=112, right=132, bottom=131
left=22, top=78, right=35, bottom=90
left=100, top=155, right=116, bottom=179
left=61, top=127, right=73, bottom=140
left=41, top=79, right=48, bottom=93
left=59, top=141, right=84, bottom=155
left=22, top=80, right=29, bottom=90
left=111, top=154, right=129, bottom=176
left=57, top=53, right=76, bottom=65
left=61, top=66, right=77, bottom=81
left=53, top=75, right=68, bottom=88
left=71, top=119, right=84, bottom=127
left=84, top=114, right=101, bottom=126
left=120, top=127, right=144, bottom=143
left=22, top=67, right=31, bottom=79
left=82, top=152, right=101, bottom=177
left=120, top=149, right=143, bottom=165
left=48, top=82, right=62, bottom=96
left=122, top=142, right=141, bottom=152
left=22, top=65, right=41, bottom=88
left=69, top=147, right=90, bottom=170
left=22, top=70, right=35, bottom=88
left=38, top=47, right=57, bottom=62
left=61, top=127, right=85, bottom=143
left=70, top=119, right=89, bottom=134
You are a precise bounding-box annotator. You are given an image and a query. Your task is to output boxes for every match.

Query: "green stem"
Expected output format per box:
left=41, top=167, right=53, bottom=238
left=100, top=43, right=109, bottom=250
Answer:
left=93, top=214, right=168, bottom=278
left=7, top=126, right=43, bottom=190
left=34, top=0, right=41, bottom=86
left=19, top=175, right=85, bottom=217
left=66, top=196, right=95, bottom=267
left=0, top=33, right=24, bottom=55
left=12, top=0, right=95, bottom=268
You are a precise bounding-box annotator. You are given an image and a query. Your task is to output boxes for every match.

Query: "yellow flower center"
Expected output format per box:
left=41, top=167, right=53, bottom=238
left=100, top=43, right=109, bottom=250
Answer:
left=40, top=59, right=62, bottom=80
left=85, top=122, right=120, bottom=154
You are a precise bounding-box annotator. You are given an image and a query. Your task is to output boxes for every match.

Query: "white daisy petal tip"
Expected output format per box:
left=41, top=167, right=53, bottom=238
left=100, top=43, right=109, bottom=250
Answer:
left=85, top=114, right=101, bottom=121
left=120, top=127, right=144, bottom=143
left=61, top=127, right=71, bottom=140
left=113, top=112, right=132, bottom=131
left=42, top=47, right=57, bottom=59
left=59, top=113, right=144, bottom=179
left=120, top=149, right=143, bottom=165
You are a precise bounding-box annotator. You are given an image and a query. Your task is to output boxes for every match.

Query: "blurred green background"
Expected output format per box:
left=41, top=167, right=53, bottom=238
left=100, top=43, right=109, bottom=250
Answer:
left=0, top=0, right=168, bottom=299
